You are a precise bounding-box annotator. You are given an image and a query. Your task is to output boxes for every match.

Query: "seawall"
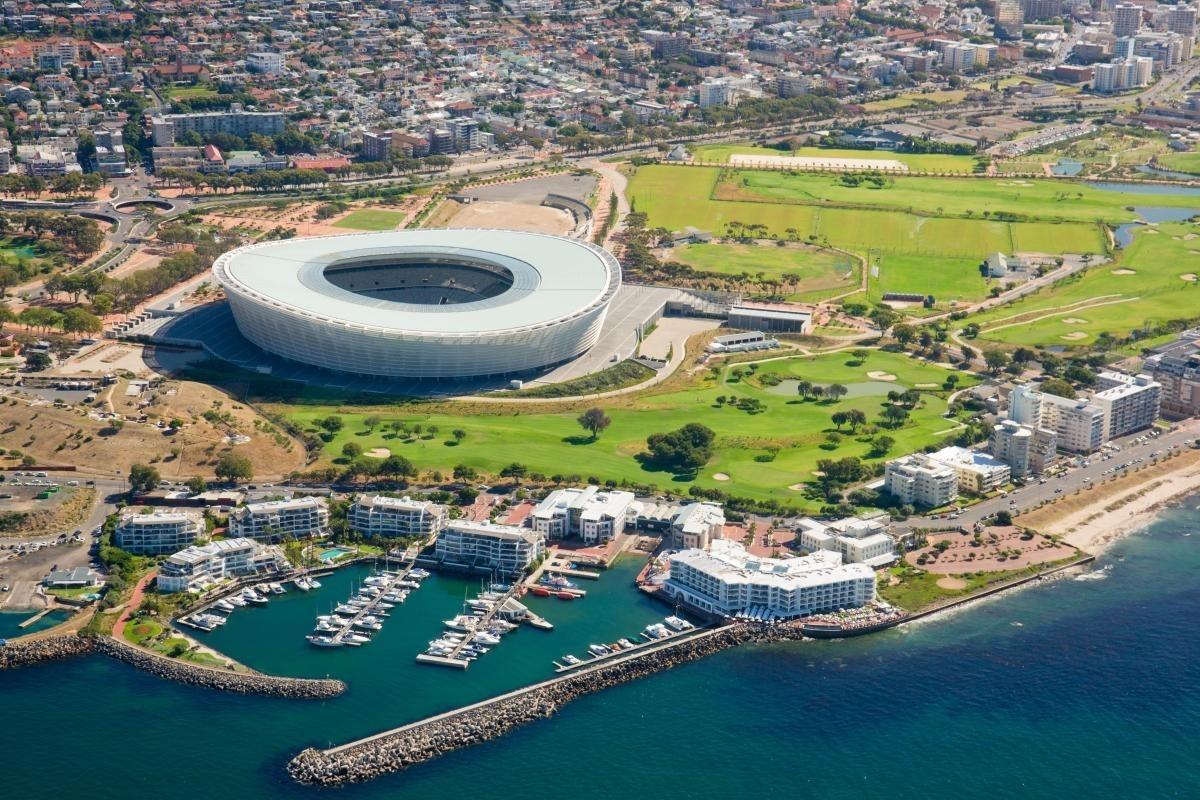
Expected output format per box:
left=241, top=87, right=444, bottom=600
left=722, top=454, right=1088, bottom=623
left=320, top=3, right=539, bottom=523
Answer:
left=0, top=634, right=94, bottom=670
left=289, top=623, right=800, bottom=786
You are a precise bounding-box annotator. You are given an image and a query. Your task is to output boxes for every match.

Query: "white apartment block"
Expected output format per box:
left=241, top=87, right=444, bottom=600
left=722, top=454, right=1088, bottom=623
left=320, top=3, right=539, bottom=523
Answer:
left=434, top=521, right=545, bottom=574
left=670, top=502, right=726, bottom=549
left=1093, top=371, right=1162, bottom=439
left=664, top=539, right=876, bottom=619
left=796, top=517, right=897, bottom=567
left=246, top=51, right=284, bottom=75
left=884, top=455, right=958, bottom=508
left=531, top=486, right=635, bottom=545
left=157, top=537, right=287, bottom=593
left=116, top=510, right=204, bottom=555
left=991, top=419, right=1058, bottom=478
left=228, top=497, right=329, bottom=542
left=348, top=495, right=446, bottom=538
left=928, top=446, right=1012, bottom=495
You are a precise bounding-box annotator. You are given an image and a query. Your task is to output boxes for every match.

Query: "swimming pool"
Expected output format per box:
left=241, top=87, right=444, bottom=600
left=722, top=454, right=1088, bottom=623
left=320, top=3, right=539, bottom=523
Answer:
left=318, top=547, right=355, bottom=563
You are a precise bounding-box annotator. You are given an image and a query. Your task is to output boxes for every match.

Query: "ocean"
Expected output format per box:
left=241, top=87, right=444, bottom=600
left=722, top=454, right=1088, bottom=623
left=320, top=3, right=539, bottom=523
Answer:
left=3, top=498, right=1199, bottom=799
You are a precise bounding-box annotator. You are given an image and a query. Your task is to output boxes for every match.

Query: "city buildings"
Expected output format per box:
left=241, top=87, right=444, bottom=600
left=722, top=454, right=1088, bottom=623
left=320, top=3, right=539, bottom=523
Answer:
left=1093, top=56, right=1155, bottom=92
left=228, top=497, right=329, bottom=542
left=1113, top=3, right=1144, bottom=39
left=115, top=510, right=204, bottom=555
left=348, top=495, right=446, bottom=538
left=157, top=538, right=288, bottom=593
left=796, top=517, right=897, bottom=567
left=669, top=502, right=726, bottom=549
left=663, top=539, right=876, bottom=619
left=1005, top=375, right=1160, bottom=453
left=150, top=108, right=286, bottom=147
left=991, top=419, right=1058, bottom=478
left=434, top=520, right=545, bottom=574
left=530, top=486, right=635, bottom=544
left=884, top=454, right=958, bottom=507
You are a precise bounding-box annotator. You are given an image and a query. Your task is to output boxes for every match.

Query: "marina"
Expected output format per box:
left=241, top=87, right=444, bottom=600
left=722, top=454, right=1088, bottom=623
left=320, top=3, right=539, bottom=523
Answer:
left=307, top=564, right=426, bottom=648
left=553, top=615, right=699, bottom=672
left=417, top=582, right=530, bottom=669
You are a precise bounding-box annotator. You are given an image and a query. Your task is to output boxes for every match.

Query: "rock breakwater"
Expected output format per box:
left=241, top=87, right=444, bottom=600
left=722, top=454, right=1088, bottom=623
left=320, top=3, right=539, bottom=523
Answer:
left=289, top=623, right=799, bottom=786
left=92, top=637, right=346, bottom=699
left=0, top=634, right=94, bottom=670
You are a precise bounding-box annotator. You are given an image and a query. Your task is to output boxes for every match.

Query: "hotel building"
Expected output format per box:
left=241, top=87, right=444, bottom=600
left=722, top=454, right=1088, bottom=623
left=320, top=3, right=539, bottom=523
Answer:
left=1093, top=371, right=1162, bottom=439
left=531, top=486, right=635, bottom=544
left=795, top=517, right=897, bottom=567
left=115, top=510, right=204, bottom=555
left=663, top=540, right=876, bottom=620
left=434, top=521, right=545, bottom=574
left=157, top=538, right=288, bottom=593
left=669, top=502, right=726, bottom=549
left=228, top=497, right=329, bottom=542
left=927, top=446, right=1012, bottom=494
left=884, top=455, right=958, bottom=507
left=348, top=495, right=446, bottom=538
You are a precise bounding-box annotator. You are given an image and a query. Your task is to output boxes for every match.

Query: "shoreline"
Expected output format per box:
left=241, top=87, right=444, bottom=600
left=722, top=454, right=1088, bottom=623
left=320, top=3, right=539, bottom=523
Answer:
left=1017, top=449, right=1200, bottom=556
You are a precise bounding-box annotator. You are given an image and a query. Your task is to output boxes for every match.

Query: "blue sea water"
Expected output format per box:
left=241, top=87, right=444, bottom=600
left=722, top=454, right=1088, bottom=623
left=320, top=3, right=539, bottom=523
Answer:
left=3, top=499, right=1200, bottom=799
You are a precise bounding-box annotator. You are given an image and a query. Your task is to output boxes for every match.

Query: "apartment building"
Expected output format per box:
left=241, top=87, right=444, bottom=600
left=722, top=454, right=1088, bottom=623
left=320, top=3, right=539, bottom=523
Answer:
left=530, top=486, right=635, bottom=545
left=664, top=539, right=876, bottom=620
left=157, top=537, right=288, bottom=593
left=1093, top=371, right=1162, bottom=439
left=228, top=497, right=329, bottom=542
left=928, top=446, right=1012, bottom=495
left=884, top=454, right=958, bottom=507
left=348, top=495, right=446, bottom=538
left=434, top=520, right=545, bottom=574
left=1145, top=349, right=1200, bottom=418
left=1113, top=3, right=1143, bottom=38
left=150, top=108, right=285, bottom=146
left=991, top=419, right=1058, bottom=478
left=115, top=510, right=203, bottom=555
left=669, top=502, right=726, bottom=549
left=795, top=517, right=897, bottom=567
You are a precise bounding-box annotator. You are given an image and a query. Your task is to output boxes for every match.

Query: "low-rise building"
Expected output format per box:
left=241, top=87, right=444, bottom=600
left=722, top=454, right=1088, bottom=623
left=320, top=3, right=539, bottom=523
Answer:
left=795, top=517, right=897, bottom=567
left=726, top=305, right=813, bottom=334
left=228, top=497, right=329, bottom=542
left=434, top=520, right=545, bottom=574
left=115, top=510, right=203, bottom=555
left=884, top=454, right=958, bottom=507
left=928, top=446, right=1012, bottom=494
left=531, top=486, right=635, bottom=544
left=706, top=330, right=781, bottom=353
left=348, top=495, right=446, bottom=538
left=663, top=539, right=876, bottom=619
left=669, top=502, right=726, bottom=549
left=157, top=537, right=288, bottom=593
left=44, top=566, right=100, bottom=589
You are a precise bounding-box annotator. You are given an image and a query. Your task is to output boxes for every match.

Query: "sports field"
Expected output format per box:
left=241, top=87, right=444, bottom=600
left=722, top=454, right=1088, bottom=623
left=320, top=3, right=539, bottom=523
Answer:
left=333, top=209, right=407, bottom=231
left=870, top=254, right=986, bottom=304
left=690, top=144, right=978, bottom=173
left=288, top=350, right=974, bottom=507
left=974, top=222, right=1200, bottom=347
left=669, top=242, right=857, bottom=298
left=1156, top=151, right=1200, bottom=175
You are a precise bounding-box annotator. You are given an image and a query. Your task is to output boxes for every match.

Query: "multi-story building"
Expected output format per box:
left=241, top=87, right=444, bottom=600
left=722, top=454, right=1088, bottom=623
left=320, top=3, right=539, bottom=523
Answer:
left=697, top=78, right=730, bottom=108
left=995, top=0, right=1024, bottom=38
left=246, top=51, right=284, bottom=75
left=663, top=539, right=876, bottom=620
left=928, top=446, right=1012, bottom=495
left=115, top=510, right=203, bottom=555
left=228, top=497, right=329, bottom=542
left=362, top=130, right=393, bottom=161
left=1093, top=371, right=1162, bottom=439
left=669, top=502, right=726, bottom=549
left=795, top=517, right=897, bottom=567
left=1113, top=3, right=1143, bottom=38
left=157, top=537, right=288, bottom=593
left=1038, top=392, right=1107, bottom=453
left=884, top=455, right=958, bottom=507
left=1169, top=4, right=1198, bottom=36
left=434, top=521, right=545, bottom=574
left=92, top=128, right=128, bottom=176
left=1145, top=349, right=1200, bottom=418
left=1023, top=0, right=1062, bottom=22
left=150, top=108, right=285, bottom=147
left=348, top=495, right=446, bottom=538
left=530, top=486, right=635, bottom=545
left=991, top=419, right=1058, bottom=478
left=1093, top=57, right=1155, bottom=92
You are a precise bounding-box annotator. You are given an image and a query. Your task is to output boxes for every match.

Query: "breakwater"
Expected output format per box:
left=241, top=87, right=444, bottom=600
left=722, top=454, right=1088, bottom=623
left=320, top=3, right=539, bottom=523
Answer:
left=92, top=636, right=346, bottom=699
left=289, top=623, right=800, bottom=786
left=0, top=634, right=93, bottom=670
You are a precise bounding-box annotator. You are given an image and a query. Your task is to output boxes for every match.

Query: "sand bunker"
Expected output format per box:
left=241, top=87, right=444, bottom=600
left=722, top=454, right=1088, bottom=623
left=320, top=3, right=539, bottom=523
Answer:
left=1184, top=234, right=1198, bottom=240
left=365, top=448, right=391, bottom=458
left=1182, top=273, right=1199, bottom=282
left=937, top=577, right=968, bottom=590
left=867, top=371, right=898, bottom=381
left=915, top=383, right=939, bottom=389
left=1061, top=332, right=1088, bottom=341
left=712, top=473, right=730, bottom=482
left=1144, top=229, right=1160, bottom=235
left=1062, top=317, right=1088, bottom=324
left=1112, top=269, right=1136, bottom=275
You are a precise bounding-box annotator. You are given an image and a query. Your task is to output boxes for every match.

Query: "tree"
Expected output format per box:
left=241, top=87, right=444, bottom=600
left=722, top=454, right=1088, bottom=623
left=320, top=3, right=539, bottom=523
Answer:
left=643, top=423, right=716, bottom=473
left=851, top=348, right=869, bottom=364
left=451, top=428, right=467, bottom=443
left=319, top=415, right=344, bottom=433
left=363, top=415, right=382, bottom=431
left=1041, top=377, right=1076, bottom=398
left=577, top=407, right=612, bottom=441
left=24, top=351, right=52, bottom=371
left=847, top=409, right=868, bottom=431
left=453, top=464, right=478, bottom=482
left=983, top=350, right=1010, bottom=374
left=128, top=463, right=159, bottom=493
left=826, top=383, right=848, bottom=402
left=342, top=442, right=363, bottom=459
left=500, top=462, right=528, bottom=484
left=882, top=405, right=909, bottom=427
left=214, top=452, right=253, bottom=483
left=379, top=454, right=416, bottom=480
left=869, top=435, right=895, bottom=457
left=186, top=476, right=208, bottom=494
left=831, top=411, right=849, bottom=430
left=796, top=380, right=813, bottom=399
left=892, top=324, right=916, bottom=344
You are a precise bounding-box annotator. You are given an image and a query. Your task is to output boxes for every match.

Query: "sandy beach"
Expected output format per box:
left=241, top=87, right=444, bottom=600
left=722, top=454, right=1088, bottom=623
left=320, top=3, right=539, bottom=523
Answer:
left=1017, top=448, right=1200, bottom=555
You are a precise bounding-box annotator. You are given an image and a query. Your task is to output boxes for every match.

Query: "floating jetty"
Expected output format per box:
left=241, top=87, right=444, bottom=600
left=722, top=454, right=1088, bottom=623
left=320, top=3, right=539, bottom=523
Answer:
left=309, top=563, right=423, bottom=648
left=417, top=584, right=529, bottom=669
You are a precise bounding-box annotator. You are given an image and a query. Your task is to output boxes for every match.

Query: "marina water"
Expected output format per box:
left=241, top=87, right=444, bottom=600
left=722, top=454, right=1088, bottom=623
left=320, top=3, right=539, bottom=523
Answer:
left=3, top=502, right=1200, bottom=798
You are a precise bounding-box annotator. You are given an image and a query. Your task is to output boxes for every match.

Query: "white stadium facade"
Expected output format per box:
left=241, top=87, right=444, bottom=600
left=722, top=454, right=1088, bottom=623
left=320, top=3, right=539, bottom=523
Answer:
left=213, top=229, right=622, bottom=379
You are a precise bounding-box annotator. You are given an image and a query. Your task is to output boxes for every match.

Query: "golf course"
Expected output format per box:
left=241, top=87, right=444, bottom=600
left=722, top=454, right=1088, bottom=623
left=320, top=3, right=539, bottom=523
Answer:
left=286, top=349, right=976, bottom=508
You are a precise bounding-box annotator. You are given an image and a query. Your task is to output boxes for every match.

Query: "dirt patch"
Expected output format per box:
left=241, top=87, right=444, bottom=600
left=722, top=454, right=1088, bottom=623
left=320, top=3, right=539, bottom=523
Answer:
left=444, top=200, right=573, bottom=235
left=936, top=577, right=968, bottom=590
left=712, top=472, right=730, bottom=481
left=1062, top=317, right=1088, bottom=324
left=365, top=447, right=391, bottom=458
left=867, top=371, right=898, bottom=381
left=1060, top=331, right=1088, bottom=341
left=1182, top=273, right=1198, bottom=282
left=1111, top=269, right=1136, bottom=275
left=907, top=526, right=1077, bottom=574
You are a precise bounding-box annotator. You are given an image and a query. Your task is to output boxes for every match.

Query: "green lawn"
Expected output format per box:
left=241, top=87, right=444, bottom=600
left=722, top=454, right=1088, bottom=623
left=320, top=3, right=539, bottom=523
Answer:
left=333, top=209, right=406, bottom=231
left=869, top=253, right=987, bottom=304
left=1157, top=151, right=1200, bottom=175
left=860, top=89, right=968, bottom=113
left=288, top=350, right=976, bottom=508
left=165, top=84, right=220, bottom=100
left=689, top=144, right=978, bottom=173
left=669, top=242, right=857, bottom=299
left=974, top=221, right=1200, bottom=347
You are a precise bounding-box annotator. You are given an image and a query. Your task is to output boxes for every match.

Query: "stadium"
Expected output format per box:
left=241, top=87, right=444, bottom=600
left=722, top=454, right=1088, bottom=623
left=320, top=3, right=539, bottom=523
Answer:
left=213, top=229, right=622, bottom=379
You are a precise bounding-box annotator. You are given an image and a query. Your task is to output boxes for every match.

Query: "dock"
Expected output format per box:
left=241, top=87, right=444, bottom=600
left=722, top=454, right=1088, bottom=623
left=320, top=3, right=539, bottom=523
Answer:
left=416, top=583, right=523, bottom=669
left=554, top=625, right=705, bottom=673
left=17, top=607, right=55, bottom=629
left=323, top=564, right=417, bottom=645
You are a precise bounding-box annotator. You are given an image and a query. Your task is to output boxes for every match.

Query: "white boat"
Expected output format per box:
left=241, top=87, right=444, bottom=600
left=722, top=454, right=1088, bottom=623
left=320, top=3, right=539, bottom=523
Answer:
left=489, top=619, right=517, bottom=633
left=213, top=600, right=236, bottom=613
left=307, top=578, right=322, bottom=590
left=618, top=638, right=635, bottom=649
left=364, top=576, right=389, bottom=587
left=472, top=631, right=501, bottom=646
left=255, top=583, right=272, bottom=594
left=269, top=583, right=285, bottom=594
left=293, top=578, right=312, bottom=592
left=343, top=633, right=370, bottom=646
left=643, top=623, right=667, bottom=639
left=409, top=568, right=431, bottom=579
left=397, top=580, right=420, bottom=589
left=444, top=615, right=479, bottom=632
left=588, top=644, right=612, bottom=657
left=315, top=620, right=338, bottom=633
left=562, top=654, right=582, bottom=666
left=467, top=598, right=494, bottom=610
left=426, top=645, right=454, bottom=656
left=243, top=589, right=267, bottom=605
left=226, top=595, right=248, bottom=608
left=665, top=616, right=693, bottom=631
left=429, top=638, right=460, bottom=649
left=307, top=635, right=343, bottom=647
left=354, top=616, right=383, bottom=629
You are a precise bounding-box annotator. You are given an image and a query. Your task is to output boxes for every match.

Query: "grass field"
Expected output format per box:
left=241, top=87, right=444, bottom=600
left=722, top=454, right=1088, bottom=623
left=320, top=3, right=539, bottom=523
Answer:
left=870, top=253, right=987, bottom=304
left=286, top=350, right=975, bottom=507
left=689, top=143, right=978, bottom=173
left=1157, top=151, right=1200, bottom=175
left=974, top=221, right=1200, bottom=347
left=670, top=242, right=857, bottom=297
left=333, top=209, right=407, bottom=231
left=860, top=89, right=968, bottom=112
left=164, top=84, right=220, bottom=100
